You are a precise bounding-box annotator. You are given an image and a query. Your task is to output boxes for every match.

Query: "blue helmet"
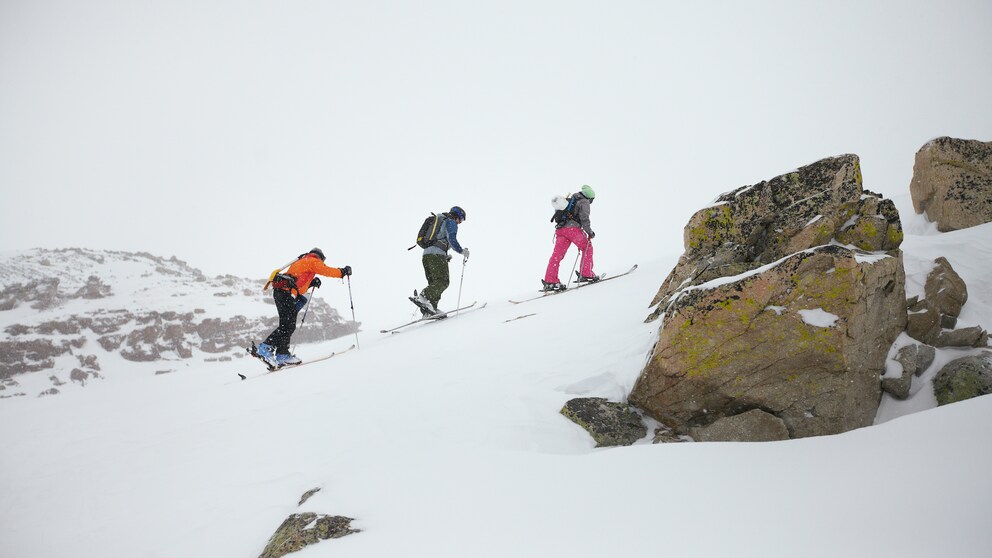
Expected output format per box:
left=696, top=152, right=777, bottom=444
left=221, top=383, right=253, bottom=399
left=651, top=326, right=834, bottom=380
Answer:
left=449, top=206, right=466, bottom=221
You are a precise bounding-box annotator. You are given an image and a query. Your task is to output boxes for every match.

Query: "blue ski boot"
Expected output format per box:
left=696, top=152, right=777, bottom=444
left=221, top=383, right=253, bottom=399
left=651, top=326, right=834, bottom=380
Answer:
left=256, top=343, right=278, bottom=367
left=276, top=353, right=302, bottom=367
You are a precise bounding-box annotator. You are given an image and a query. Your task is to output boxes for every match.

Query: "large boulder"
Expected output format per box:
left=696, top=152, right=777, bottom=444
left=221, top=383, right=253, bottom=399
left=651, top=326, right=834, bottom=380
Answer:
left=910, top=137, right=992, bottom=231
left=648, top=154, right=902, bottom=320
left=631, top=244, right=906, bottom=439
left=932, top=353, right=992, bottom=406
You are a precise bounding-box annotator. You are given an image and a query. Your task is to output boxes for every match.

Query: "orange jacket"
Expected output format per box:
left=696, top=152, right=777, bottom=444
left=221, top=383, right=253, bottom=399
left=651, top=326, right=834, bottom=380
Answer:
left=286, top=254, right=343, bottom=294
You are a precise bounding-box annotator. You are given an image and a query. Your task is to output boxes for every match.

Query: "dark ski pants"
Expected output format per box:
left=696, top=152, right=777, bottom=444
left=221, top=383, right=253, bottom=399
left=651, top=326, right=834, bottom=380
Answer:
left=263, top=289, right=300, bottom=355
left=422, top=254, right=450, bottom=309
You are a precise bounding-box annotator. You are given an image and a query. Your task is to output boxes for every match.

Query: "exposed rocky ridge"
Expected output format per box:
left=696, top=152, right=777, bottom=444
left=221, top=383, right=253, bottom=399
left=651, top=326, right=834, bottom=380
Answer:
left=632, top=155, right=907, bottom=441
left=910, top=137, right=992, bottom=232
left=0, top=248, right=359, bottom=398
left=647, top=154, right=902, bottom=321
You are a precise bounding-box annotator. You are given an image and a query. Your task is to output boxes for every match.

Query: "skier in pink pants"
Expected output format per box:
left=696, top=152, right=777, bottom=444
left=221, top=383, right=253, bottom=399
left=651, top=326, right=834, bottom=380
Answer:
left=543, top=185, right=598, bottom=291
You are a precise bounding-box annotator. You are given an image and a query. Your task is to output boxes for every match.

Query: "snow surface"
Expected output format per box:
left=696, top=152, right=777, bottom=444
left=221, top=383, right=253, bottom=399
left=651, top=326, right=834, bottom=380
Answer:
left=2, top=220, right=992, bottom=557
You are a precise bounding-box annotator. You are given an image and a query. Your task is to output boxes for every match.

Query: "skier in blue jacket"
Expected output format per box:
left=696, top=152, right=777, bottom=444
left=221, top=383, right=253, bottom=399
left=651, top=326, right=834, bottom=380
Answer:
left=411, top=206, right=469, bottom=316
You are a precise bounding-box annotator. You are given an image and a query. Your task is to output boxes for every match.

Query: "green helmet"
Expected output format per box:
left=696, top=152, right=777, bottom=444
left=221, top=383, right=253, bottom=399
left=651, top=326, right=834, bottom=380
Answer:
left=581, top=184, right=596, bottom=199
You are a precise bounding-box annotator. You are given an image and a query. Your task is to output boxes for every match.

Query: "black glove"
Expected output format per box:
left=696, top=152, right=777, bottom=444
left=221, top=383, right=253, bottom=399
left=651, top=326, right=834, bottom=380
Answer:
left=340, top=265, right=352, bottom=277
left=311, top=277, right=321, bottom=288
left=588, top=230, right=596, bottom=239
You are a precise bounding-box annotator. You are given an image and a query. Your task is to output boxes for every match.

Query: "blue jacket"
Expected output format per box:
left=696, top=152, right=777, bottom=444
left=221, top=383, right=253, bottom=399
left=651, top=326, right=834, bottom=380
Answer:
left=424, top=213, right=464, bottom=256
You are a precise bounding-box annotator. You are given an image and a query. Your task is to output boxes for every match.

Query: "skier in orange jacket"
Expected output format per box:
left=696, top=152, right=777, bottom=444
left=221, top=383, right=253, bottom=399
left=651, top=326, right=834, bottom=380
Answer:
left=257, top=248, right=351, bottom=367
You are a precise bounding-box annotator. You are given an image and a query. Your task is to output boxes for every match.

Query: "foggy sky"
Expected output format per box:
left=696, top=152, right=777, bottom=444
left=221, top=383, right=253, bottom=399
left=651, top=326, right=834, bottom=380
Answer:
left=2, top=0, right=990, bottom=317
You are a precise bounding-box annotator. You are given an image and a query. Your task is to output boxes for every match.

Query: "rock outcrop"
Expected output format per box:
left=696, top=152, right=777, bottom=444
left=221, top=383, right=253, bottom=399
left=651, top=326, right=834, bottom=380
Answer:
left=258, top=513, right=359, bottom=558
left=647, top=154, right=901, bottom=320
left=632, top=155, right=907, bottom=440
left=560, top=397, right=647, bottom=447
left=905, top=258, right=988, bottom=348
left=631, top=245, right=905, bottom=439
left=910, top=137, right=992, bottom=231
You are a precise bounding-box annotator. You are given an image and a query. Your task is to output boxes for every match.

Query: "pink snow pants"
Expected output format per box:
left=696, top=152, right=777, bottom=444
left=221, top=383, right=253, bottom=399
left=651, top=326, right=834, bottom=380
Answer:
left=544, top=226, right=594, bottom=283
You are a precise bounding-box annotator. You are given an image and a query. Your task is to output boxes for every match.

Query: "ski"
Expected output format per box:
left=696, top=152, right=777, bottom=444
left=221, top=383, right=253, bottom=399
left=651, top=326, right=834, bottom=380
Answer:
left=508, top=264, right=638, bottom=304
left=241, top=343, right=356, bottom=378
left=380, top=301, right=485, bottom=334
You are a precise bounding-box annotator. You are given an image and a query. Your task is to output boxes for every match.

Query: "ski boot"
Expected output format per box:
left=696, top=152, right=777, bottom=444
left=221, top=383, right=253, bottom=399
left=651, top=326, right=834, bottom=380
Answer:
left=409, top=289, right=438, bottom=316
left=255, top=342, right=279, bottom=367
left=541, top=280, right=566, bottom=292
left=575, top=272, right=601, bottom=284
left=275, top=353, right=302, bottom=367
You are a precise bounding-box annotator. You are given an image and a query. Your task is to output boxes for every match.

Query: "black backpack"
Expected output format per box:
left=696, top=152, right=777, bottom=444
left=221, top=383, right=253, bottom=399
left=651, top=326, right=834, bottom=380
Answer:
left=410, top=213, right=446, bottom=250
left=551, top=196, right=579, bottom=227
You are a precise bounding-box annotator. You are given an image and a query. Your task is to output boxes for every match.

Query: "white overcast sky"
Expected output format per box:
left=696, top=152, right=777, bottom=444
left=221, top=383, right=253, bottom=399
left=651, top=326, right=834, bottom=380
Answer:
left=1, top=0, right=990, bottom=309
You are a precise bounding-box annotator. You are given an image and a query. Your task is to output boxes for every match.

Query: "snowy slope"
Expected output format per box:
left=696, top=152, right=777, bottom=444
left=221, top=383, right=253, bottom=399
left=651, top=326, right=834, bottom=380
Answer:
left=1, top=225, right=991, bottom=557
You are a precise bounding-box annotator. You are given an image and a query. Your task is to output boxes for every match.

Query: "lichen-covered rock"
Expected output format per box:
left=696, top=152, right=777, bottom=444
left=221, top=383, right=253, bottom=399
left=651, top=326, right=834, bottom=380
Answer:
left=932, top=353, right=992, bottom=406
left=631, top=245, right=906, bottom=439
left=647, top=154, right=903, bottom=320
left=560, top=397, right=647, bottom=447
left=689, top=409, right=790, bottom=442
left=258, top=513, right=359, bottom=558
left=910, top=137, right=992, bottom=231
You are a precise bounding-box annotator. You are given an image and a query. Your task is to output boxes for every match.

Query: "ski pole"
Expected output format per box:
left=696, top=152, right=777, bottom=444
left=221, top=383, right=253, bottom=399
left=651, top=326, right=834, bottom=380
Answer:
left=291, top=285, right=316, bottom=355
left=300, top=285, right=316, bottom=325
left=567, top=251, right=580, bottom=286
left=455, top=254, right=467, bottom=315
left=347, top=275, right=360, bottom=349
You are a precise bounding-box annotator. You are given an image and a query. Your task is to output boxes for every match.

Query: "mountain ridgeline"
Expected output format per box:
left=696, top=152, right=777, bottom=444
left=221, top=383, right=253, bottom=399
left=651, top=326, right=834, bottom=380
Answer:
left=0, top=249, right=359, bottom=399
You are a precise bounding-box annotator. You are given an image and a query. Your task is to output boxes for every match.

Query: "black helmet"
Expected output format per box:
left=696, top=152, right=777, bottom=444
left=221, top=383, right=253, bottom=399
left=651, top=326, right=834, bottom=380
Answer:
left=449, top=206, right=466, bottom=221
left=309, top=247, right=326, bottom=261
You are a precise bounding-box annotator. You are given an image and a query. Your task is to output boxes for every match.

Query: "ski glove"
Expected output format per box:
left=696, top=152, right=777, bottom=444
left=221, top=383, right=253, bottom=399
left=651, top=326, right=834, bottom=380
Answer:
left=294, top=295, right=308, bottom=311
left=340, top=265, right=352, bottom=277
left=461, top=248, right=470, bottom=260
left=587, top=231, right=596, bottom=239
left=311, top=277, right=322, bottom=289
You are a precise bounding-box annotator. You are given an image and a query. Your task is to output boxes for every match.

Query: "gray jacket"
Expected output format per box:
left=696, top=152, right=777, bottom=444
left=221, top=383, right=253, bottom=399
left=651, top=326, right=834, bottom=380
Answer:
left=561, top=194, right=594, bottom=237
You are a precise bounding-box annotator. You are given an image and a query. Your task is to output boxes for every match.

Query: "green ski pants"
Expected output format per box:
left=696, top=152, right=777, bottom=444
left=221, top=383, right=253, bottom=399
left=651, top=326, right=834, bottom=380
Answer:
left=421, top=254, right=450, bottom=309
